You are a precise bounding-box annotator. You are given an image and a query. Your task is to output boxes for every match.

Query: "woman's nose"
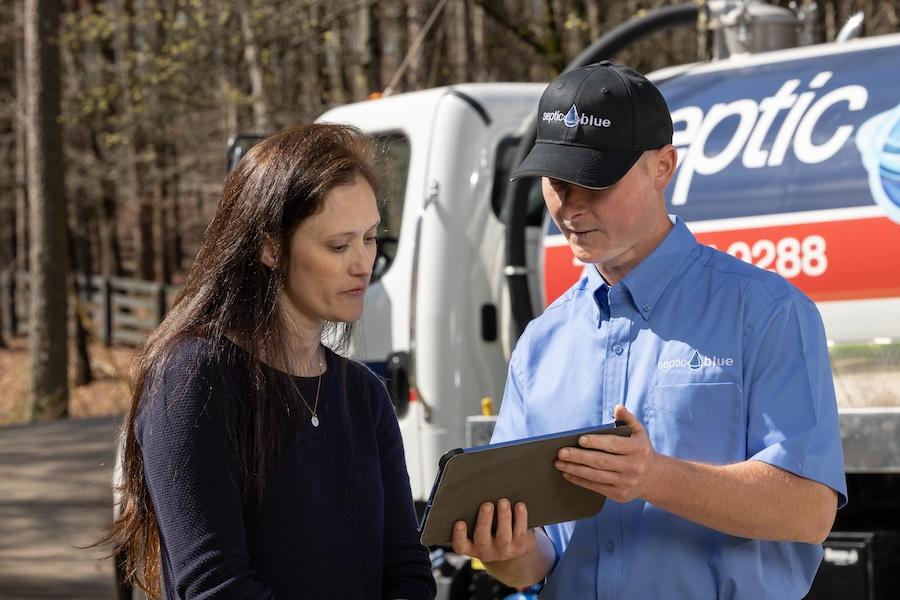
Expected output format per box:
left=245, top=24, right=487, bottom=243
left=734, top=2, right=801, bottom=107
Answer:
left=350, top=242, right=374, bottom=277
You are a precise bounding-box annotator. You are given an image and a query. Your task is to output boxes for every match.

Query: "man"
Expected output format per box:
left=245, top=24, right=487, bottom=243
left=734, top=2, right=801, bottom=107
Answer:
left=451, top=62, right=846, bottom=599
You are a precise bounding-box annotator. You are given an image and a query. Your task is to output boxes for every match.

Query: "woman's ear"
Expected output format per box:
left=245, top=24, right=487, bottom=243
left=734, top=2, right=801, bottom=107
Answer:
left=261, top=238, right=278, bottom=269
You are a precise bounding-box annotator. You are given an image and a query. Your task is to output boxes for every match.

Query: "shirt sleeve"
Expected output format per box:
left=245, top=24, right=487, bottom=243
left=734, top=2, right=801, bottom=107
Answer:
left=491, top=343, right=529, bottom=445
left=372, top=375, right=437, bottom=600
left=136, top=340, right=275, bottom=599
left=743, top=292, right=848, bottom=507
left=491, top=339, right=564, bottom=570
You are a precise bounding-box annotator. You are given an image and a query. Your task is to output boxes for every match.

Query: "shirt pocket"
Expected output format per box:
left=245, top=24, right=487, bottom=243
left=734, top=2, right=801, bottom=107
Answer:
left=648, top=382, right=743, bottom=464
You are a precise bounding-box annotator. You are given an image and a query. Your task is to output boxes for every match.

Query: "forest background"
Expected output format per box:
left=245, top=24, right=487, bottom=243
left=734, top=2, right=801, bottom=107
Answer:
left=1, top=0, right=898, bottom=423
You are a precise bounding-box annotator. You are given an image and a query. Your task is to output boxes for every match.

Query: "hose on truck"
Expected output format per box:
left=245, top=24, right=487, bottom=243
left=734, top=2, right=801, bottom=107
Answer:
left=502, top=2, right=700, bottom=340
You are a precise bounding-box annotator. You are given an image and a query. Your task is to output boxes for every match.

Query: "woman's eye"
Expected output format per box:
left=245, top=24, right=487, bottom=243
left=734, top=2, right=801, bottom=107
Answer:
left=365, top=236, right=377, bottom=245
left=330, top=244, right=349, bottom=252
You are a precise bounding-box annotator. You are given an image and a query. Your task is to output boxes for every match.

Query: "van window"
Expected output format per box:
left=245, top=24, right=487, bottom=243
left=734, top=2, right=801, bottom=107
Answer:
left=372, top=132, right=411, bottom=280
left=492, top=136, right=544, bottom=226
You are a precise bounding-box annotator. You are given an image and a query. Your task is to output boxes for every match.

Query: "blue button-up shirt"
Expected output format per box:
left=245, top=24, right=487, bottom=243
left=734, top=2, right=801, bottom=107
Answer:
left=492, top=216, right=847, bottom=599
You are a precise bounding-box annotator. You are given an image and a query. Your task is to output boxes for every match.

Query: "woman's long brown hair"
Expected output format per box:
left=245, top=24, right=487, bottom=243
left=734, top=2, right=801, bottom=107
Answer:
left=96, top=123, right=378, bottom=598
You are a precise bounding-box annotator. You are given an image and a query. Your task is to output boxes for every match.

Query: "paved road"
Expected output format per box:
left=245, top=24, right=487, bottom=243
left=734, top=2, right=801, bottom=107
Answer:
left=0, top=416, right=120, bottom=599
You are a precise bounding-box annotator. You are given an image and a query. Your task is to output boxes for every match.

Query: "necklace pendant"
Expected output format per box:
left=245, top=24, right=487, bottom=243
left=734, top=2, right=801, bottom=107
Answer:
left=311, top=415, right=320, bottom=428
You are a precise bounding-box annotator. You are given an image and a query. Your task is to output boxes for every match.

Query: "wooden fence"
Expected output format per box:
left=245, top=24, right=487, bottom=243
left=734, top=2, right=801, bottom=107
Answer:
left=0, top=270, right=181, bottom=346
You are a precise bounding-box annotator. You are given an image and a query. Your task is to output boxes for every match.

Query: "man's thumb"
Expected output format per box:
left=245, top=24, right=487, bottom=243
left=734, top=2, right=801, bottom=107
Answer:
left=613, top=404, right=644, bottom=434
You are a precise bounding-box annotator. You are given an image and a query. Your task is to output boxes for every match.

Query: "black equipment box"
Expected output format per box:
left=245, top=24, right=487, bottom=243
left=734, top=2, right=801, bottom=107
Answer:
left=805, top=531, right=900, bottom=599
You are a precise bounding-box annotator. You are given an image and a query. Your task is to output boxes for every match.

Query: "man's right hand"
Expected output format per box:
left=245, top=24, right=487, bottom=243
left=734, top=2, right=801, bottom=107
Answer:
left=450, top=498, right=535, bottom=563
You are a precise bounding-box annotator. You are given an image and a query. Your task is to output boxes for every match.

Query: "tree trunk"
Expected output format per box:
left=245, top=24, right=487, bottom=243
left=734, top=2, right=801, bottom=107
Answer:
left=405, top=0, right=425, bottom=90
left=377, top=1, right=404, bottom=91
left=585, top=0, right=602, bottom=42
left=15, top=0, right=29, bottom=277
left=25, top=0, right=69, bottom=420
left=67, top=223, right=93, bottom=386
left=239, top=2, right=272, bottom=132
left=323, top=20, right=347, bottom=106
left=90, top=130, right=125, bottom=277
left=348, top=3, right=373, bottom=101
left=452, top=0, right=472, bottom=82
left=109, top=0, right=145, bottom=278
left=214, top=3, right=239, bottom=134
left=471, top=1, right=486, bottom=81
left=298, top=3, right=324, bottom=118
left=166, top=144, right=183, bottom=276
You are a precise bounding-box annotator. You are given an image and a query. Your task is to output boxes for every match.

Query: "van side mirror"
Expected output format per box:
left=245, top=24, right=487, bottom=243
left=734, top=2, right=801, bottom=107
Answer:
left=226, top=133, right=266, bottom=173
left=384, top=351, right=411, bottom=417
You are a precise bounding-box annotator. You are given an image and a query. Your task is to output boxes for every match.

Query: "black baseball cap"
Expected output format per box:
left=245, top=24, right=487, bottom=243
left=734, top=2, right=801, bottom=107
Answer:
left=511, top=61, right=673, bottom=189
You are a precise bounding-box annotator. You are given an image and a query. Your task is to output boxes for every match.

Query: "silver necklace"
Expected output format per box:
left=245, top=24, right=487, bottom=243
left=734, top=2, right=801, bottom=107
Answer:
left=296, top=373, right=323, bottom=427
left=292, top=350, right=325, bottom=427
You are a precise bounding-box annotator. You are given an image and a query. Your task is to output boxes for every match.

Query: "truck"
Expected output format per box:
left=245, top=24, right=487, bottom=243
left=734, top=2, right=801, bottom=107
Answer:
left=107, top=3, right=897, bottom=599
left=305, top=3, right=900, bottom=597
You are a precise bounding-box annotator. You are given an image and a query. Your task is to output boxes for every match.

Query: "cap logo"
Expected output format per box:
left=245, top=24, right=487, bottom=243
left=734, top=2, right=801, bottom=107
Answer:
left=541, top=104, right=613, bottom=129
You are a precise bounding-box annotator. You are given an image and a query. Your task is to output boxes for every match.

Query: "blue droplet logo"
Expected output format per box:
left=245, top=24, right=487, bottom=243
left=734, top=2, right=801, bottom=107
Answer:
left=689, top=350, right=702, bottom=369
left=856, top=103, right=900, bottom=224
left=564, top=105, right=580, bottom=128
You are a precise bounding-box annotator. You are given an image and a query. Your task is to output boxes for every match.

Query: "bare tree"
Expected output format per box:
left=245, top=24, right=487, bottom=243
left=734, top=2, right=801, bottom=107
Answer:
left=348, top=2, right=375, bottom=100
left=239, top=1, right=273, bottom=132
left=376, top=1, right=404, bottom=91
left=25, top=0, right=69, bottom=420
left=15, top=0, right=29, bottom=278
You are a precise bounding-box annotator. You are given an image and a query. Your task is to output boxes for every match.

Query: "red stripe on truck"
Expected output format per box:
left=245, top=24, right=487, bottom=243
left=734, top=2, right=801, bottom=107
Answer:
left=542, top=216, right=900, bottom=306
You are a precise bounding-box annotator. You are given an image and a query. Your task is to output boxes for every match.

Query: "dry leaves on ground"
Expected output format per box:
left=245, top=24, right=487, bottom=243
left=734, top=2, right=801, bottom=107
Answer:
left=0, top=336, right=136, bottom=425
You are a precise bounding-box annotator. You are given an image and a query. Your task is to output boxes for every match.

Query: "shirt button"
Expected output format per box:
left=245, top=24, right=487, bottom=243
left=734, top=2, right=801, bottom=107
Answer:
left=613, top=344, right=624, bottom=355
left=605, top=541, right=615, bottom=553
left=642, top=303, right=651, bottom=312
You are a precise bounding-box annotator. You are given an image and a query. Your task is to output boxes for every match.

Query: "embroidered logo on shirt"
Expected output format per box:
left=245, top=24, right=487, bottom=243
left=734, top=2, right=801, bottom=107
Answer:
left=657, top=350, right=735, bottom=370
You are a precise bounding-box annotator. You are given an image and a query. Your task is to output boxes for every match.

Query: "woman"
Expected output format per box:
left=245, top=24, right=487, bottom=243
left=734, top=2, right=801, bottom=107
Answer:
left=102, top=124, right=436, bottom=599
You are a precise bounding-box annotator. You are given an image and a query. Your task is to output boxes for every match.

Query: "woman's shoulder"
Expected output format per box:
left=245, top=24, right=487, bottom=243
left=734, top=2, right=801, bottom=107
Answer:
left=136, top=336, right=245, bottom=454
left=142, top=335, right=247, bottom=406
left=331, top=351, right=386, bottom=391
left=160, top=335, right=243, bottom=375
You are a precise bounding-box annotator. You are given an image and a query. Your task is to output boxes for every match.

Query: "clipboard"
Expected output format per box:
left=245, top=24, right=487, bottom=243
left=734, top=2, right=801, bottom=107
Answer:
left=419, top=421, right=631, bottom=547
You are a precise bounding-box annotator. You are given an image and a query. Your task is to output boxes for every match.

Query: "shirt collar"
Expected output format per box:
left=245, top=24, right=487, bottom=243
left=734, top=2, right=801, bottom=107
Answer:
left=585, top=215, right=698, bottom=320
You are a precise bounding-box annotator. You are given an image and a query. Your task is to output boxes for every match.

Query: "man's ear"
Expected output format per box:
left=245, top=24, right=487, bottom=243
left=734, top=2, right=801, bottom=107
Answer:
left=260, top=238, right=277, bottom=269
left=653, top=145, right=678, bottom=191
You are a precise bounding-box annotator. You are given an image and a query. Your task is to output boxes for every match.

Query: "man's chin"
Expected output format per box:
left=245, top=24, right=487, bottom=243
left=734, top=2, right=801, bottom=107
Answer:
left=571, top=248, right=600, bottom=265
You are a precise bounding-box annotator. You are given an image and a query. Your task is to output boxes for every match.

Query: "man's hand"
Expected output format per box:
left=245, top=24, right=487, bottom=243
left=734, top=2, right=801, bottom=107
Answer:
left=451, top=498, right=535, bottom=563
left=554, top=404, right=660, bottom=503
left=450, top=499, right=556, bottom=589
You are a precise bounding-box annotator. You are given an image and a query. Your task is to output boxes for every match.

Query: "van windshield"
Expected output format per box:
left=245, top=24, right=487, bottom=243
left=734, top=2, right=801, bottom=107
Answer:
left=372, top=132, right=411, bottom=280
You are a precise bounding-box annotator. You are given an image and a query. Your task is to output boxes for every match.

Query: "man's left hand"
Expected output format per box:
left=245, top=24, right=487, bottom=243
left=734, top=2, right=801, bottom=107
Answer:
left=554, top=404, right=660, bottom=503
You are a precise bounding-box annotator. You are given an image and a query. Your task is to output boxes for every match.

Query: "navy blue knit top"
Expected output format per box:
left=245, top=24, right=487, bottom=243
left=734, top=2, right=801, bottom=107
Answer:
left=135, top=337, right=436, bottom=599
